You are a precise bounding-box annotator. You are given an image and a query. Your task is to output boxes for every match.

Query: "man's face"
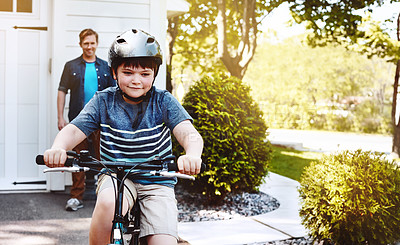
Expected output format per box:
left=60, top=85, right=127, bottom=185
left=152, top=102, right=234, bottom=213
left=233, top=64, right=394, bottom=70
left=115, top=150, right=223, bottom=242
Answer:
left=114, top=64, right=154, bottom=103
left=80, top=34, right=98, bottom=60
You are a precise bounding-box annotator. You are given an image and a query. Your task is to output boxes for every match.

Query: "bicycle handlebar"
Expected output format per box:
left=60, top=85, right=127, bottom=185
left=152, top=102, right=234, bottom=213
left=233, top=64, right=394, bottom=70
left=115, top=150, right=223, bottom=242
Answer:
left=36, top=152, right=206, bottom=174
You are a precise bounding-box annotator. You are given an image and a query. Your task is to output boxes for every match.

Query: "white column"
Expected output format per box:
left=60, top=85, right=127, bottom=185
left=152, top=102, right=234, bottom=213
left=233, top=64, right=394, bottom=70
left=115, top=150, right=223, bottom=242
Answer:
left=150, top=0, right=167, bottom=90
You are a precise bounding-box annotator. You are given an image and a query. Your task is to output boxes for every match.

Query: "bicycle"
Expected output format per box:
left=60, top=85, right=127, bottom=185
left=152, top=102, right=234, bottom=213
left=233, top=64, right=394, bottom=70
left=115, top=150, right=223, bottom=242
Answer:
left=36, top=150, right=204, bottom=245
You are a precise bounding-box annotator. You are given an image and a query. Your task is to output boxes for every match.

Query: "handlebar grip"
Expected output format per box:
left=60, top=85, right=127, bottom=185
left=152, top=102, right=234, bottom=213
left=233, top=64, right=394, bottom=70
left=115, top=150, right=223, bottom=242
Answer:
left=35, top=155, right=74, bottom=167
left=35, top=155, right=45, bottom=165
left=168, top=162, right=206, bottom=172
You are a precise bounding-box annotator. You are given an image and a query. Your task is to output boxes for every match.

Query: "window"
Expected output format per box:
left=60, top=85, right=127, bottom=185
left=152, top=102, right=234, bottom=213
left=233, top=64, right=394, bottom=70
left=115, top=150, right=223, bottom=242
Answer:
left=0, top=0, right=13, bottom=12
left=17, top=0, right=32, bottom=13
left=0, top=0, right=32, bottom=13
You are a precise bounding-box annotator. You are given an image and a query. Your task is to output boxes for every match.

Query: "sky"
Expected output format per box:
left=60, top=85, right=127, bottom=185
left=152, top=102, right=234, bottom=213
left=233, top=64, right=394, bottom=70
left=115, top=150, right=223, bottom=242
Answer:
left=261, top=1, right=400, bottom=41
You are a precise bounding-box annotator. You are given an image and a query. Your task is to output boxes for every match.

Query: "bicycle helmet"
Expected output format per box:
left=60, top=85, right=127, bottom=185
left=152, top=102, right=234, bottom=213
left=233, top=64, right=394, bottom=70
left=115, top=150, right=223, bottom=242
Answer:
left=109, top=29, right=162, bottom=71
left=109, top=29, right=163, bottom=102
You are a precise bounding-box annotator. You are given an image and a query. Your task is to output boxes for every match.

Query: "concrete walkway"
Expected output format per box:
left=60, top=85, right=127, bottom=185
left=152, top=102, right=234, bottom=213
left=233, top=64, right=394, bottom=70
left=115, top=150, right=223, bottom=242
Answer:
left=178, top=172, right=307, bottom=245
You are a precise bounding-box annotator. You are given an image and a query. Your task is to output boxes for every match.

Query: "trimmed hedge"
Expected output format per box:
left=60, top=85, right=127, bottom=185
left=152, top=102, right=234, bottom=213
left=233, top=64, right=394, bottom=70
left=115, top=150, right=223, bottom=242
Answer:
left=299, top=150, right=400, bottom=244
left=174, top=75, right=272, bottom=203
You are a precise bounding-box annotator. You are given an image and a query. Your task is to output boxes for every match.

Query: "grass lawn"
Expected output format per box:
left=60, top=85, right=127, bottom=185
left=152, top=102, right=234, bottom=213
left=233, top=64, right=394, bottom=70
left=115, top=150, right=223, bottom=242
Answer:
left=269, top=145, right=325, bottom=182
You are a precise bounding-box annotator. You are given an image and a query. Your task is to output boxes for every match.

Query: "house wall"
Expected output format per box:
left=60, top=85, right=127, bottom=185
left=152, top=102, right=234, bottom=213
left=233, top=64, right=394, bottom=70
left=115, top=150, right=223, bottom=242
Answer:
left=0, top=0, right=189, bottom=191
left=0, top=0, right=190, bottom=191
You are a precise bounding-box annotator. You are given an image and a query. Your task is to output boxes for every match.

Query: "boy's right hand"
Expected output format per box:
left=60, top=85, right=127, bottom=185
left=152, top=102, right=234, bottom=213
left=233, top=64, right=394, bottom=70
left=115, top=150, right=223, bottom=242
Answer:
left=177, top=154, right=202, bottom=175
left=43, top=148, right=68, bottom=168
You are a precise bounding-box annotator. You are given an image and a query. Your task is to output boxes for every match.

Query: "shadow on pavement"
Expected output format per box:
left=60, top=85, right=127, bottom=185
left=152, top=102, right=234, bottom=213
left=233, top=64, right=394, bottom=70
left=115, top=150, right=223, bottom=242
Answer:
left=0, top=190, right=95, bottom=245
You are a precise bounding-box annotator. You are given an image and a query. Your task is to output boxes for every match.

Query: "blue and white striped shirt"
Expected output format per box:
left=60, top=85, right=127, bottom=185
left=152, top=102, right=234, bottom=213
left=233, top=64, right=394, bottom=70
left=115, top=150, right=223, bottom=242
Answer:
left=71, top=86, right=192, bottom=187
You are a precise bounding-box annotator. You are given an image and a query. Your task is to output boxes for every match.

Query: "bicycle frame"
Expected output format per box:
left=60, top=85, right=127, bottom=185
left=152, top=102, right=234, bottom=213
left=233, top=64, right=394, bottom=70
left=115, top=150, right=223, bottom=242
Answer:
left=111, top=166, right=140, bottom=245
left=111, top=166, right=131, bottom=244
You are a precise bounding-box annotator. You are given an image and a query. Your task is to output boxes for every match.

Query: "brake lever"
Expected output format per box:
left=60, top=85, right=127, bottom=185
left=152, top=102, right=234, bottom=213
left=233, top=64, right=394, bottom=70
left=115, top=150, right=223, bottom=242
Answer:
left=43, top=166, right=90, bottom=173
left=149, top=171, right=195, bottom=181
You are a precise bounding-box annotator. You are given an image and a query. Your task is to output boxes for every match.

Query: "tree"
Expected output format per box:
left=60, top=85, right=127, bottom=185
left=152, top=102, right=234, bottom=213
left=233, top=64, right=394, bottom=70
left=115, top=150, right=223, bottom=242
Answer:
left=168, top=0, right=400, bottom=153
left=286, top=0, right=400, bottom=154
left=168, top=0, right=283, bottom=80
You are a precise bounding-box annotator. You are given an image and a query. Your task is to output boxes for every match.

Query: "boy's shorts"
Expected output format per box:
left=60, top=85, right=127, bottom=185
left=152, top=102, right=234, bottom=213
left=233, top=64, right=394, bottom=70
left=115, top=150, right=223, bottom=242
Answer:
left=96, top=174, right=178, bottom=240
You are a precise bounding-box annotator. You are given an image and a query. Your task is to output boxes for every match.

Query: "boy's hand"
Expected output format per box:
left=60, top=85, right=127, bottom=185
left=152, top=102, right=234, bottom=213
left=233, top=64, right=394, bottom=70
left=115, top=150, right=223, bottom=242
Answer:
left=177, top=155, right=202, bottom=175
left=43, top=148, right=68, bottom=168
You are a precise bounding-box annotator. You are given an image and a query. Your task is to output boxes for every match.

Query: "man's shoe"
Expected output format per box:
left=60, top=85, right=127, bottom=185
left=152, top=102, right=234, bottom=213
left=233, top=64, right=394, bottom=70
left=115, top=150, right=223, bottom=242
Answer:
left=65, top=198, right=84, bottom=211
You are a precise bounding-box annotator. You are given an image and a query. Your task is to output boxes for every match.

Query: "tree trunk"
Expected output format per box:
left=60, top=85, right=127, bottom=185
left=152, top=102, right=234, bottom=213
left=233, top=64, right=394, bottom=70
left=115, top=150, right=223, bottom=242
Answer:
left=392, top=13, right=400, bottom=155
left=392, top=59, right=400, bottom=154
left=166, top=17, right=180, bottom=93
left=216, top=0, right=258, bottom=80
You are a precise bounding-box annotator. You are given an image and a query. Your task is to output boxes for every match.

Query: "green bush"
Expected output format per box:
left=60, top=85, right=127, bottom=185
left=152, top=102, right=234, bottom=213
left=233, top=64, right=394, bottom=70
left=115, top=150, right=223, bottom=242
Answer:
left=174, top=75, right=272, bottom=203
left=299, top=150, right=400, bottom=244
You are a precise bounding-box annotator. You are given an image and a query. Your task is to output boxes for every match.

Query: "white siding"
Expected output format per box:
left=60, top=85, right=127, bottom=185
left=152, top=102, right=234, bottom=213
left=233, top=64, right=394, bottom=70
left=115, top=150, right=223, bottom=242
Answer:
left=0, top=30, right=5, bottom=179
left=55, top=0, right=152, bottom=62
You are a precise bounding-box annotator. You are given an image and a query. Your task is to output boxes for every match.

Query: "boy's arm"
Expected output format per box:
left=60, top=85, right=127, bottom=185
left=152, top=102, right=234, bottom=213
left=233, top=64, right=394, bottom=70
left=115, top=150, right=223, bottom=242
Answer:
left=44, top=124, right=86, bottom=168
left=172, top=120, right=204, bottom=175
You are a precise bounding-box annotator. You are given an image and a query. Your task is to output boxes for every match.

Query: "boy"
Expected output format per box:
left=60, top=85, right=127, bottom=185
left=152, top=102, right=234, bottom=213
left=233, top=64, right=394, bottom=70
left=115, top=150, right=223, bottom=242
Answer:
left=43, top=29, right=203, bottom=245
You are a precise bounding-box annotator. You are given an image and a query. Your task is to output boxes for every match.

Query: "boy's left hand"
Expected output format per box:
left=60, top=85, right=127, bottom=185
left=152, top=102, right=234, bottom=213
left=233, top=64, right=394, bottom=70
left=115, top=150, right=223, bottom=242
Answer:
left=177, top=155, right=202, bottom=175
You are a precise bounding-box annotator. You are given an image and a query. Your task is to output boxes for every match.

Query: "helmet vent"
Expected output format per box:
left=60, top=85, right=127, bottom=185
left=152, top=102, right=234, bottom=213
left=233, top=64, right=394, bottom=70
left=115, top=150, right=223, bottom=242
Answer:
left=132, top=29, right=138, bottom=34
left=116, top=38, right=127, bottom=44
left=147, top=37, right=155, bottom=43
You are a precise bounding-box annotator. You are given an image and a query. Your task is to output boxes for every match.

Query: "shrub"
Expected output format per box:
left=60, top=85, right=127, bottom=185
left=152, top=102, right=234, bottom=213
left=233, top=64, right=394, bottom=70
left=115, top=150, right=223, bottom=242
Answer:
left=353, top=100, right=385, bottom=134
left=299, top=150, right=400, bottom=244
left=174, top=75, right=272, bottom=203
left=330, top=114, right=354, bottom=132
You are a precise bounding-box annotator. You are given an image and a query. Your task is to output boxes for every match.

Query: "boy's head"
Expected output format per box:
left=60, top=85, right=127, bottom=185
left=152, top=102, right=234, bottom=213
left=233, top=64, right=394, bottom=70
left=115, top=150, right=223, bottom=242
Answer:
left=108, top=29, right=163, bottom=103
left=109, top=29, right=162, bottom=77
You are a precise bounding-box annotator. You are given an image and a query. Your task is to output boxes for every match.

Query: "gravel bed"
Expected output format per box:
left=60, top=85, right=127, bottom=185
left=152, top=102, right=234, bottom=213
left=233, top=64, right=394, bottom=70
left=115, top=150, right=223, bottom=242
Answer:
left=176, top=186, right=280, bottom=222
left=250, top=236, right=317, bottom=245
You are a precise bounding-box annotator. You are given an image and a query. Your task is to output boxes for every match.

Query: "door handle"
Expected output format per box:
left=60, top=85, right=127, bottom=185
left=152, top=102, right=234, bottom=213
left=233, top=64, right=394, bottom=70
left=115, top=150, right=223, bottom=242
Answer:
left=13, top=26, right=47, bottom=31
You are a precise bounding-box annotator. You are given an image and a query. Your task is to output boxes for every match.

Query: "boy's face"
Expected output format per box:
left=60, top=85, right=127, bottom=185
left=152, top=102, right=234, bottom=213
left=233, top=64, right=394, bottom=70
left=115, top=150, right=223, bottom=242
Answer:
left=114, top=64, right=154, bottom=102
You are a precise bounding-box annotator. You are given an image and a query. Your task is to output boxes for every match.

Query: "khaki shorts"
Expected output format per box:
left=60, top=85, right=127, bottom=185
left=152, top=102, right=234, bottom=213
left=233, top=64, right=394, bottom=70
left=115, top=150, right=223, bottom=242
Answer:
left=96, top=174, right=178, bottom=240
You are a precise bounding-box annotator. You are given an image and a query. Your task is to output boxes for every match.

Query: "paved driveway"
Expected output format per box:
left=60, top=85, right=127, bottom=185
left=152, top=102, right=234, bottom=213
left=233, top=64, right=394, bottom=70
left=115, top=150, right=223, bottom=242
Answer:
left=0, top=190, right=95, bottom=245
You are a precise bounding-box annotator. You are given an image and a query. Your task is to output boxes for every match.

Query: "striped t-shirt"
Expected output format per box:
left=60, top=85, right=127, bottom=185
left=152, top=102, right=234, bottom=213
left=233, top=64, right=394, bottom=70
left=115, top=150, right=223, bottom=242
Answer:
left=71, top=86, right=192, bottom=187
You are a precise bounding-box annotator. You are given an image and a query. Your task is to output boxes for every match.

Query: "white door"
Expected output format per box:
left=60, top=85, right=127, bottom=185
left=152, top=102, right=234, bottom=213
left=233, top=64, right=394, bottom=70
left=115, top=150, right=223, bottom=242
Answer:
left=0, top=0, right=49, bottom=190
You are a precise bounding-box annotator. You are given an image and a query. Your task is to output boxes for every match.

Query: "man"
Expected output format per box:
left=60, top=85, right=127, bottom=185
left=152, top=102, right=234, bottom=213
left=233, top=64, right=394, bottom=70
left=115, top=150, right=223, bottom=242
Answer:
left=57, top=28, right=115, bottom=211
